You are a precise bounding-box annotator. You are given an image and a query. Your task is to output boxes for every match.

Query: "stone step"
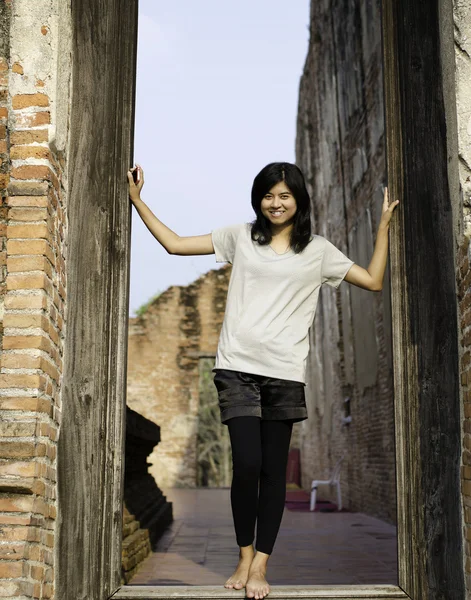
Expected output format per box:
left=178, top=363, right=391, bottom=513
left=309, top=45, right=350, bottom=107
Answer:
left=122, top=518, right=140, bottom=538
left=122, top=527, right=151, bottom=557
left=111, top=584, right=407, bottom=599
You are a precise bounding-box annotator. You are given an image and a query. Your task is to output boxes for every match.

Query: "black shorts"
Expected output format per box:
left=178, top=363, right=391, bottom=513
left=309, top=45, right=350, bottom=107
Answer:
left=213, top=368, right=308, bottom=424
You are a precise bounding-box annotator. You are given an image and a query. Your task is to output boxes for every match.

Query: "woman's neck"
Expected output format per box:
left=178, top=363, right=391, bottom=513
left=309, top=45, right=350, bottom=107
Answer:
left=270, top=223, right=293, bottom=240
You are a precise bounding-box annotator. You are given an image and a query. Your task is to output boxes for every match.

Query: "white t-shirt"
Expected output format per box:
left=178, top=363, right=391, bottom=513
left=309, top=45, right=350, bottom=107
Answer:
left=211, top=222, right=355, bottom=383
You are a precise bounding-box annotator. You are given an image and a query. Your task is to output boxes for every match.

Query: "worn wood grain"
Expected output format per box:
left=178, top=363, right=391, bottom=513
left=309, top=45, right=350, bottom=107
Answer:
left=381, top=0, right=464, bottom=598
left=56, top=1, right=138, bottom=599
left=112, top=585, right=408, bottom=599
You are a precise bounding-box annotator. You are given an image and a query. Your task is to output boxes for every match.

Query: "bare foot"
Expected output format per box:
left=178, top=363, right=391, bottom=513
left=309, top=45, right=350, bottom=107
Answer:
left=246, top=553, right=270, bottom=599
left=224, top=547, right=254, bottom=590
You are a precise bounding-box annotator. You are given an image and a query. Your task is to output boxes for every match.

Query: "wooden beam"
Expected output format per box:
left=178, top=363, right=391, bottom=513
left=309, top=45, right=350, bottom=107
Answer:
left=56, top=0, right=138, bottom=598
left=112, top=584, right=408, bottom=599
left=381, top=0, right=464, bottom=597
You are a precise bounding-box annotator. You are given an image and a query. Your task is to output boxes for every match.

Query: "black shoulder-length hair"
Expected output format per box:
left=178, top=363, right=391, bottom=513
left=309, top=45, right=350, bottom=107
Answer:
left=250, top=162, right=312, bottom=254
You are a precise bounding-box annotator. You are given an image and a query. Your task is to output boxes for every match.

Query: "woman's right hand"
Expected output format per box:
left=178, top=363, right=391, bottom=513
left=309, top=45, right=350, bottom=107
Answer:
left=127, top=164, right=144, bottom=203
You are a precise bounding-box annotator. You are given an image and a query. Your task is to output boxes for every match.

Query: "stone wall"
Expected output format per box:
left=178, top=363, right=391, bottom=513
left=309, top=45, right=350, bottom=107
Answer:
left=295, top=0, right=395, bottom=522
left=0, top=1, right=71, bottom=597
left=126, top=265, right=231, bottom=488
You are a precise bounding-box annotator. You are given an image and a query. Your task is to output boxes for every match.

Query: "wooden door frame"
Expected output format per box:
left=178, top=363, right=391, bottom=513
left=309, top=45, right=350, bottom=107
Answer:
left=58, top=0, right=464, bottom=597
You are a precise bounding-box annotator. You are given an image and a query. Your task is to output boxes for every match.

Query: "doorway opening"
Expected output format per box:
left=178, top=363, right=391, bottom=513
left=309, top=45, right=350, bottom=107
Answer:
left=122, top=0, right=397, bottom=591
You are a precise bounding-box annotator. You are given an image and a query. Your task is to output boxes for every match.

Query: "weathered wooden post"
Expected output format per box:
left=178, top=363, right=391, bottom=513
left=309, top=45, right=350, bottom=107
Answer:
left=56, top=1, right=139, bottom=598
left=382, top=0, right=464, bottom=597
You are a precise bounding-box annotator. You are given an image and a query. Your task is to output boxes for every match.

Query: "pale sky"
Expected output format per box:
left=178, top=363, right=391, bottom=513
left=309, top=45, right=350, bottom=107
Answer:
left=130, top=0, right=311, bottom=316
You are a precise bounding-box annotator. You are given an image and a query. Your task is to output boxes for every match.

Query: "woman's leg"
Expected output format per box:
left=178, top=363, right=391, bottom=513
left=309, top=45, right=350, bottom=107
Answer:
left=246, top=419, right=293, bottom=599
left=224, top=416, right=262, bottom=589
left=227, top=416, right=262, bottom=547
left=256, top=418, right=293, bottom=554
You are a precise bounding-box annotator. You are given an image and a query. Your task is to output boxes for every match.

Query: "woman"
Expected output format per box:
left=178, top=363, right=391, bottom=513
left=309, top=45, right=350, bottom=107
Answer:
left=127, top=162, right=399, bottom=599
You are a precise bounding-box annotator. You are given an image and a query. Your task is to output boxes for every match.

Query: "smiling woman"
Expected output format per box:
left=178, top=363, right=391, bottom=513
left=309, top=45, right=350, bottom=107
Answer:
left=130, top=0, right=311, bottom=316
left=127, top=157, right=397, bottom=596
left=9, top=0, right=461, bottom=598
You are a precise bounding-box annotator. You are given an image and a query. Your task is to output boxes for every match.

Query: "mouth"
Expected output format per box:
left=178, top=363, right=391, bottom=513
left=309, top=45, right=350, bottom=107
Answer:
left=269, top=211, right=285, bottom=217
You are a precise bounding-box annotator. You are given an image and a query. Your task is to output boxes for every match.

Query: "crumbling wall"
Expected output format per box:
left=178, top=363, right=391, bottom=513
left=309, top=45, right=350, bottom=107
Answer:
left=296, top=0, right=396, bottom=522
left=0, top=1, right=71, bottom=597
left=127, top=266, right=230, bottom=488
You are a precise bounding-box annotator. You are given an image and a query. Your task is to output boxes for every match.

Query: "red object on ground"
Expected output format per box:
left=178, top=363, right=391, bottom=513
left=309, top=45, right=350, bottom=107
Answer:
left=286, top=448, right=301, bottom=486
left=284, top=489, right=346, bottom=512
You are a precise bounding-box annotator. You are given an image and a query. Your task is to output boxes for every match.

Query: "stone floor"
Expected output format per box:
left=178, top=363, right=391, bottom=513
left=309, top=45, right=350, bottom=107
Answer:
left=129, top=488, right=398, bottom=587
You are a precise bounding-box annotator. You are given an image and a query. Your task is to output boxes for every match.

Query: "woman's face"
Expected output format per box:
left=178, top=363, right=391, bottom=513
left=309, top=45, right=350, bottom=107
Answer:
left=260, top=181, right=297, bottom=228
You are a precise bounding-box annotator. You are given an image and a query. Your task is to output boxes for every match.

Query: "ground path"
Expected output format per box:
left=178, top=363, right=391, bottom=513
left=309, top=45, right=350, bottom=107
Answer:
left=130, top=488, right=397, bottom=586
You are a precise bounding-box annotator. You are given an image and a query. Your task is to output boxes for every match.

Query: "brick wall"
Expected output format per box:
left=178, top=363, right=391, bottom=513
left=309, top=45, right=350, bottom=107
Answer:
left=0, top=1, right=71, bottom=597
left=295, top=0, right=396, bottom=522
left=127, top=265, right=230, bottom=488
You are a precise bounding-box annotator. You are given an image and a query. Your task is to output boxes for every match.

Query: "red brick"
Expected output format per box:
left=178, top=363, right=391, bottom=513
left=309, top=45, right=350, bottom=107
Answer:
left=0, top=373, right=44, bottom=389
left=10, top=146, right=51, bottom=161
left=463, top=479, right=471, bottom=496
left=7, top=255, right=51, bottom=274
left=0, top=461, right=38, bottom=477
left=0, top=397, right=52, bottom=415
left=7, top=180, right=49, bottom=196
left=7, top=195, right=49, bottom=207
left=0, top=542, right=27, bottom=559
left=1, top=525, right=40, bottom=542
left=0, top=496, right=34, bottom=512
left=4, top=293, right=48, bottom=310
left=0, top=172, right=10, bottom=189
left=11, top=165, right=51, bottom=181
left=2, top=334, right=53, bottom=353
left=7, top=223, right=48, bottom=239
left=10, top=130, right=48, bottom=145
left=3, top=312, right=49, bottom=330
left=0, top=107, right=7, bottom=119
left=7, top=239, right=54, bottom=262
left=0, top=561, right=23, bottom=578
left=0, top=441, right=46, bottom=459
left=14, top=111, right=50, bottom=128
left=6, top=272, right=51, bottom=291
left=12, top=93, right=49, bottom=109
left=0, top=396, right=52, bottom=416
left=9, top=206, right=49, bottom=220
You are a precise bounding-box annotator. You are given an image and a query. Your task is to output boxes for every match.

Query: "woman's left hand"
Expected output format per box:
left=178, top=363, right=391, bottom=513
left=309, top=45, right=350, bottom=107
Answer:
left=380, top=186, right=400, bottom=228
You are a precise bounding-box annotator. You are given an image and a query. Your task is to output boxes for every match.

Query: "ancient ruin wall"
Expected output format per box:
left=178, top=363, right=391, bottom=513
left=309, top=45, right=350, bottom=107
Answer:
left=126, top=265, right=231, bottom=489
left=295, top=0, right=396, bottom=522
left=0, top=1, right=72, bottom=597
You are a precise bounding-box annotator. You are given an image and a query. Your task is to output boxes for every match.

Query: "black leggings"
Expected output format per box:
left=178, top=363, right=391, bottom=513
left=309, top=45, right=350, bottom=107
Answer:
left=227, top=416, right=293, bottom=555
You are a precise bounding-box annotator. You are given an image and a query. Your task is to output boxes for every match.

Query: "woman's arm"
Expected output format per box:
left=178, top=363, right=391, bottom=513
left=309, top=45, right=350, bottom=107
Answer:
left=127, top=165, right=215, bottom=256
left=344, top=187, right=399, bottom=291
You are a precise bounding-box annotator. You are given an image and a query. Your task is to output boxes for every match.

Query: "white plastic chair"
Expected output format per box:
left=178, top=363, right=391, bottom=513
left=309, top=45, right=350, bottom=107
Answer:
left=309, top=454, right=345, bottom=511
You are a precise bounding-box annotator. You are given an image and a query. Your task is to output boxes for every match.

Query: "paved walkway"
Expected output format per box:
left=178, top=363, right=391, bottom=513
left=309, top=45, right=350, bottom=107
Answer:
left=129, top=489, right=398, bottom=587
